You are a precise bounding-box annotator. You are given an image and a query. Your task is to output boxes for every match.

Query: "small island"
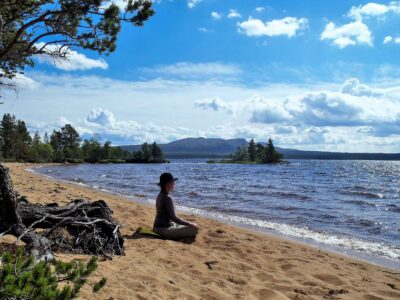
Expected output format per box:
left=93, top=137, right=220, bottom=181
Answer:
left=208, top=138, right=283, bottom=164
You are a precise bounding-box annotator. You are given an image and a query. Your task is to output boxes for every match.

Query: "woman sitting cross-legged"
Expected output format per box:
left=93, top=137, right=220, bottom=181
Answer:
left=153, top=172, right=199, bottom=240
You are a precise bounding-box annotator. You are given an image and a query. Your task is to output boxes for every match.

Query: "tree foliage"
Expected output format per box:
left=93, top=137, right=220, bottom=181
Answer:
left=247, top=138, right=256, bottom=162
left=0, top=0, right=155, bottom=87
left=0, top=113, right=165, bottom=163
left=229, top=138, right=283, bottom=164
left=262, top=138, right=283, bottom=163
left=0, top=247, right=106, bottom=299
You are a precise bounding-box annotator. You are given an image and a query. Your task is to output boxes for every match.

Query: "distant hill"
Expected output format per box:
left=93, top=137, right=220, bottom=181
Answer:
left=119, top=138, right=400, bottom=160
left=120, top=138, right=248, bottom=158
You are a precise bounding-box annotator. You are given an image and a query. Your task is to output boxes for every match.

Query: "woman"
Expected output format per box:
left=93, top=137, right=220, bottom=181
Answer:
left=153, top=172, right=199, bottom=240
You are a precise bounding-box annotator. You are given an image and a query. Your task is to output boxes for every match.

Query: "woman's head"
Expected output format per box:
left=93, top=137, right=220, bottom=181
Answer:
left=158, top=172, right=178, bottom=193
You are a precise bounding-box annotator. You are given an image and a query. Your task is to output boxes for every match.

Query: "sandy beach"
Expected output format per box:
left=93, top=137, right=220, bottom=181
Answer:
left=1, top=163, right=399, bottom=299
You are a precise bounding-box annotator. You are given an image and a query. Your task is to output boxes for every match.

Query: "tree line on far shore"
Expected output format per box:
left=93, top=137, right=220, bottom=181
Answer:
left=0, top=113, right=165, bottom=163
left=228, top=138, right=283, bottom=163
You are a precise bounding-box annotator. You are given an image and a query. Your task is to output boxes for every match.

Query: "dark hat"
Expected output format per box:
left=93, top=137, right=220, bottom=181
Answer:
left=157, top=172, right=178, bottom=186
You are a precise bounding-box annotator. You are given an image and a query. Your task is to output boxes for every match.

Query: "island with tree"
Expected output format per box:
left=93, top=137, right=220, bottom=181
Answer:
left=208, top=138, right=284, bottom=164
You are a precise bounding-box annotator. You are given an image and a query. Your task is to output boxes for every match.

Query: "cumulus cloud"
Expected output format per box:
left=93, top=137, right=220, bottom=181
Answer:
left=79, top=108, right=196, bottom=144
left=290, top=92, right=365, bottom=127
left=35, top=43, right=108, bottom=71
left=255, top=7, right=265, bottom=12
left=246, top=78, right=398, bottom=130
left=238, top=17, right=308, bottom=37
left=384, top=35, right=393, bottom=44
left=320, top=21, right=373, bottom=48
left=188, top=0, right=202, bottom=9
left=383, top=35, right=400, bottom=44
left=247, top=92, right=365, bottom=127
left=211, top=11, right=222, bottom=20
left=362, top=114, right=400, bottom=137
left=86, top=108, right=116, bottom=125
left=340, top=78, right=384, bottom=97
left=227, top=9, right=241, bottom=19
left=348, top=2, right=400, bottom=20
left=194, top=97, right=234, bottom=114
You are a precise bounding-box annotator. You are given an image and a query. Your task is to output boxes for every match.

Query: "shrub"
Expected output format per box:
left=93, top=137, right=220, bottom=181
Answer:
left=0, top=248, right=107, bottom=299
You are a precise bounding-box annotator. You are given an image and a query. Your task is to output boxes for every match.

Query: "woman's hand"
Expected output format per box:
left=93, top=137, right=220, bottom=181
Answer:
left=189, top=222, right=198, bottom=229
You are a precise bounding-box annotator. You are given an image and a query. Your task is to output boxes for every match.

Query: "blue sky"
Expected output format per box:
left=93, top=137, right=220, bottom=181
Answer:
left=3, top=0, right=400, bottom=152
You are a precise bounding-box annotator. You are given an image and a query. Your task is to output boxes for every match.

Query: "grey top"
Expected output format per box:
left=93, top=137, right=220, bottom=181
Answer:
left=153, top=191, right=191, bottom=228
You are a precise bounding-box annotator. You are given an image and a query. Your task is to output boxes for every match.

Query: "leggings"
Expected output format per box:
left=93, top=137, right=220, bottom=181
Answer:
left=154, top=222, right=198, bottom=240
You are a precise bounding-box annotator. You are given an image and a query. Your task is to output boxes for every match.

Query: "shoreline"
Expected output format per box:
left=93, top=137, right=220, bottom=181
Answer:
left=31, top=163, right=400, bottom=271
left=3, top=163, right=400, bottom=299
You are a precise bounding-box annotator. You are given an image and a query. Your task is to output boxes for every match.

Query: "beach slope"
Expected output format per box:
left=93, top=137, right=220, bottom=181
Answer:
left=2, top=163, right=399, bottom=300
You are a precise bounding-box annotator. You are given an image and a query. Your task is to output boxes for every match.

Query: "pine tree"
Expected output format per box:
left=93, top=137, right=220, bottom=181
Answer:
left=0, top=247, right=107, bottom=299
left=14, top=120, right=31, bottom=160
left=82, top=138, right=101, bottom=163
left=247, top=138, right=256, bottom=162
left=102, top=141, right=112, bottom=160
left=33, top=131, right=41, bottom=145
left=141, top=142, right=151, bottom=162
left=256, top=143, right=264, bottom=161
left=151, top=142, right=163, bottom=162
left=61, top=125, right=82, bottom=162
left=60, top=124, right=80, bottom=149
left=43, top=132, right=49, bottom=144
left=261, top=138, right=283, bottom=163
left=0, top=113, right=16, bottom=159
left=50, top=130, right=62, bottom=151
left=50, top=130, right=64, bottom=162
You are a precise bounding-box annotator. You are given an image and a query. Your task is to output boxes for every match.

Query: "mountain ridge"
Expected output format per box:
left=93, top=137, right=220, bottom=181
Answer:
left=119, top=137, right=400, bottom=160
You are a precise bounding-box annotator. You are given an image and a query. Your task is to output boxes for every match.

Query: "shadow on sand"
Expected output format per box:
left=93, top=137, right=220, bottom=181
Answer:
left=123, top=230, right=196, bottom=244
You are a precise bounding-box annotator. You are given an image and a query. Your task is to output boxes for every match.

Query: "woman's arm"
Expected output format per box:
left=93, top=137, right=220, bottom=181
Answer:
left=166, top=196, right=196, bottom=227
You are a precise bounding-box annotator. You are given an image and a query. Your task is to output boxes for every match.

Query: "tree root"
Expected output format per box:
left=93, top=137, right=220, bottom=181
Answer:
left=0, top=164, right=124, bottom=260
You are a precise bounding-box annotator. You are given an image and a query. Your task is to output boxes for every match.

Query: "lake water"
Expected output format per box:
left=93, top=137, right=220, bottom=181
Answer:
left=34, top=159, right=400, bottom=269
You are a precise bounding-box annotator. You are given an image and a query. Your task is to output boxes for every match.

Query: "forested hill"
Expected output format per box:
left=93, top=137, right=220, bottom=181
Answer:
left=120, top=138, right=248, bottom=158
left=120, top=138, right=400, bottom=160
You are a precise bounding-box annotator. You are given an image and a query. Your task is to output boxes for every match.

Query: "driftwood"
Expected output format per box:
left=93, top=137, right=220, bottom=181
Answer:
left=0, top=164, right=124, bottom=260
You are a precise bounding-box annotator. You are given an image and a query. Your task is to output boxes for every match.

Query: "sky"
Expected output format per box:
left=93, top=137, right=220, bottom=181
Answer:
left=2, top=0, right=400, bottom=152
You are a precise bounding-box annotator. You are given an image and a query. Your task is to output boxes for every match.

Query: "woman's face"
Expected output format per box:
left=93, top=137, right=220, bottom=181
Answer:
left=166, top=181, right=175, bottom=193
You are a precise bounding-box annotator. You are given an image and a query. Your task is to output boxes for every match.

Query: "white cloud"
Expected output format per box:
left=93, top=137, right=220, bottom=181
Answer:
left=340, top=78, right=384, bottom=97
left=245, top=79, right=398, bottom=131
left=140, top=62, right=241, bottom=78
left=194, top=97, right=234, bottom=114
left=86, top=108, right=116, bottom=125
left=6, top=72, right=400, bottom=152
left=198, top=27, right=212, bottom=33
left=255, top=7, right=265, bottom=12
left=80, top=108, right=196, bottom=144
left=35, top=43, right=108, bottom=71
left=384, top=35, right=393, bottom=44
left=383, top=35, right=400, bottom=44
left=238, top=17, right=308, bottom=37
left=188, top=0, right=202, bottom=9
left=211, top=11, right=222, bottom=20
left=348, top=2, right=400, bottom=20
left=320, top=21, right=373, bottom=48
left=227, top=9, right=241, bottom=19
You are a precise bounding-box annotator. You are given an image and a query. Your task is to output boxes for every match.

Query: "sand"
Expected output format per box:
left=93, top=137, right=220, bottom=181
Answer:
left=1, top=163, right=399, bottom=299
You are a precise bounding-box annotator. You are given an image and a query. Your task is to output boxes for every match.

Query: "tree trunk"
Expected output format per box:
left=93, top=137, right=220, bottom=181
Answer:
left=0, top=164, right=124, bottom=260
